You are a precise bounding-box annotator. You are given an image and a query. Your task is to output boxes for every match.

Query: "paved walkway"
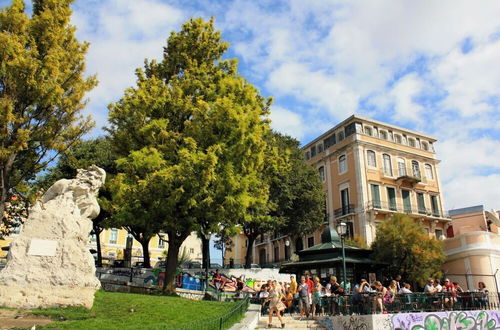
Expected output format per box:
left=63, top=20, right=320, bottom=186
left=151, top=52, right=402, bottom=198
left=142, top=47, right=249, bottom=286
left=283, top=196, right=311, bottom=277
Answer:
left=255, top=314, right=327, bottom=329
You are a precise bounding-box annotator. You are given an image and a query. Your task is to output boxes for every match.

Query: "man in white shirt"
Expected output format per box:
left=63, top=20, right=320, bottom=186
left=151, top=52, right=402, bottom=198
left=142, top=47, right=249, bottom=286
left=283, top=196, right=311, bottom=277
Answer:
left=398, top=283, right=412, bottom=294
left=434, top=279, right=443, bottom=292
left=424, top=278, right=437, bottom=293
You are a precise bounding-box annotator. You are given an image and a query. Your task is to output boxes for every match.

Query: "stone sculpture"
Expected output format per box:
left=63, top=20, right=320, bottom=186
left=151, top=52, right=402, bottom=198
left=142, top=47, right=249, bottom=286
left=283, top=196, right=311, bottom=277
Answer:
left=0, top=166, right=106, bottom=308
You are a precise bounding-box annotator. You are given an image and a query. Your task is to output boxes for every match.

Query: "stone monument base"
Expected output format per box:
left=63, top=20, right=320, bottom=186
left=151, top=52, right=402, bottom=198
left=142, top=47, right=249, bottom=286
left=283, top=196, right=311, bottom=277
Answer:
left=0, top=284, right=97, bottom=309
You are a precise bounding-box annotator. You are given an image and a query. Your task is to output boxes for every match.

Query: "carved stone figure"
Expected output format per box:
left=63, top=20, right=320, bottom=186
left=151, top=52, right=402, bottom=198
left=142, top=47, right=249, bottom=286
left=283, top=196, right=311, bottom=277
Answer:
left=0, top=166, right=106, bottom=308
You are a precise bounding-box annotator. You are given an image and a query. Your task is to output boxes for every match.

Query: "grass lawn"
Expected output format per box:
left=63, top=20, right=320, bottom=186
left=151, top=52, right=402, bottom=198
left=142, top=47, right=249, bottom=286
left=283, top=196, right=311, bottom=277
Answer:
left=29, top=290, right=241, bottom=329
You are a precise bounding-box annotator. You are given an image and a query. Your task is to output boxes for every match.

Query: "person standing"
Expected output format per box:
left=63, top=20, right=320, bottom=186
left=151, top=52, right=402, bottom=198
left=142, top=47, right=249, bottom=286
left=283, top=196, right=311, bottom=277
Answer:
left=311, top=277, right=323, bottom=318
left=289, top=275, right=298, bottom=314
left=305, top=273, right=314, bottom=315
left=297, top=276, right=309, bottom=320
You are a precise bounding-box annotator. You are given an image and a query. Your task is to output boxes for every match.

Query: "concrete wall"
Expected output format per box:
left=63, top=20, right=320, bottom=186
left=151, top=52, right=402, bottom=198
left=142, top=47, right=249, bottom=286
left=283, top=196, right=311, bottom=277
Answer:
left=322, top=310, right=500, bottom=330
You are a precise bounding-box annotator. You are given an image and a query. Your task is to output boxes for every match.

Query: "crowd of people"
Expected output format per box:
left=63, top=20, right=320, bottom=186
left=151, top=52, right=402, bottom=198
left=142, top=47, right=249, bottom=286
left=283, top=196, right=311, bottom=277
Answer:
left=251, top=273, right=492, bottom=324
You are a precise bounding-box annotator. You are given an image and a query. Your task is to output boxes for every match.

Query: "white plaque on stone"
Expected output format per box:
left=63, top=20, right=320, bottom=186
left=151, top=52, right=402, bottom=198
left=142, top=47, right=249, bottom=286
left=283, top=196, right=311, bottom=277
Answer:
left=28, top=239, right=58, bottom=256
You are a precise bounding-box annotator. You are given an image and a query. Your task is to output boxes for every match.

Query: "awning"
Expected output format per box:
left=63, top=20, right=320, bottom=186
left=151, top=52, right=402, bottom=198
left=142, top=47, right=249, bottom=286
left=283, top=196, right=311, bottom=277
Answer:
left=280, top=256, right=381, bottom=269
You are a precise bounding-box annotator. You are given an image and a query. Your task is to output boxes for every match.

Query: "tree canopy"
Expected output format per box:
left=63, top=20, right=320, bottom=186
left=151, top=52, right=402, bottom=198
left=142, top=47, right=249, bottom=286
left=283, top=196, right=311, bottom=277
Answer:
left=0, top=0, right=96, bottom=231
left=107, top=17, right=271, bottom=292
left=371, top=214, right=445, bottom=286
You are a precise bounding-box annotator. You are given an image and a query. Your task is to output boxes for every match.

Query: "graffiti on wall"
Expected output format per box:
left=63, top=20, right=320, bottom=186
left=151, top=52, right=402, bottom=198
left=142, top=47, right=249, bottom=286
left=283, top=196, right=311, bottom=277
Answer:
left=391, top=311, right=500, bottom=330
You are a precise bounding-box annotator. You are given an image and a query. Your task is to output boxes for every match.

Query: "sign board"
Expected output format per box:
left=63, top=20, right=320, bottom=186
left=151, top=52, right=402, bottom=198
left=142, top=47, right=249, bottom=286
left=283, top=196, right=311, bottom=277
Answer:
left=27, top=239, right=58, bottom=256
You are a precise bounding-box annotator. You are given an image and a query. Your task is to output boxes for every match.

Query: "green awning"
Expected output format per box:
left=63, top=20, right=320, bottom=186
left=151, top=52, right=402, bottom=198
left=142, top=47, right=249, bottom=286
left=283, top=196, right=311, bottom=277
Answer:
left=280, top=256, right=379, bottom=268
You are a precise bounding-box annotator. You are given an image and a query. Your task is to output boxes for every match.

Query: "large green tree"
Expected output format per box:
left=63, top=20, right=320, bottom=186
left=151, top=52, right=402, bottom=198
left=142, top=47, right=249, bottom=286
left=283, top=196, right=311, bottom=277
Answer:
left=0, top=0, right=96, bottom=232
left=371, top=214, right=445, bottom=286
left=107, top=18, right=270, bottom=293
left=35, top=138, right=117, bottom=266
left=241, top=132, right=326, bottom=267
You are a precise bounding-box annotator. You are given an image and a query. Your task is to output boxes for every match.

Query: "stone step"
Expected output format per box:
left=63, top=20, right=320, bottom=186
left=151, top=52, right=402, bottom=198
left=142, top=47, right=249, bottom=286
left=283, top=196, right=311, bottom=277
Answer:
left=255, top=315, right=327, bottom=329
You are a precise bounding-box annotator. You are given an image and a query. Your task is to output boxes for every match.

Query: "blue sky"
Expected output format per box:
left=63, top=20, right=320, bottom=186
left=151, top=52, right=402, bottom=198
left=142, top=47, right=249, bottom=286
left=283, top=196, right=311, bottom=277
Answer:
left=2, top=1, right=500, bottom=244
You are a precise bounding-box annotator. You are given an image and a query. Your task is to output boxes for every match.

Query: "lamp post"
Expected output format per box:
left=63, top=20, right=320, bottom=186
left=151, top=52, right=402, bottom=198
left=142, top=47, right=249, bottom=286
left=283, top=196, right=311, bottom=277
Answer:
left=336, top=222, right=348, bottom=290
left=285, top=239, right=290, bottom=261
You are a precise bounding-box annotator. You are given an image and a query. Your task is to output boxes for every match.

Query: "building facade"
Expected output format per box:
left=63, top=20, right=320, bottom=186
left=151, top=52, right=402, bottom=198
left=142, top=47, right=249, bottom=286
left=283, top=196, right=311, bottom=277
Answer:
left=443, top=205, right=500, bottom=291
left=1, top=227, right=202, bottom=266
left=227, top=115, right=450, bottom=267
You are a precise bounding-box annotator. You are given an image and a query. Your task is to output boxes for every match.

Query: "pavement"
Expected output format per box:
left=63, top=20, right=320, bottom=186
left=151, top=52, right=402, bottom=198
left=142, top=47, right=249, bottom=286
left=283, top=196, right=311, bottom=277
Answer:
left=255, top=314, right=327, bottom=329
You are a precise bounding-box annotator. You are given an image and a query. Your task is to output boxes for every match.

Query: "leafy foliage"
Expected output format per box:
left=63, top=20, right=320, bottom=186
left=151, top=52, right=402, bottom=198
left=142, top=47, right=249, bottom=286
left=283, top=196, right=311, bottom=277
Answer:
left=345, top=235, right=369, bottom=249
left=0, top=0, right=96, bottom=230
left=107, top=17, right=270, bottom=291
left=371, top=214, right=445, bottom=286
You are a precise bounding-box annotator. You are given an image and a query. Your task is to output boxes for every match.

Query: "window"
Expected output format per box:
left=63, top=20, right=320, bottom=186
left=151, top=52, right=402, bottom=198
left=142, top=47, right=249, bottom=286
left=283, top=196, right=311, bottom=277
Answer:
left=383, top=154, right=392, bottom=176
left=425, top=164, right=434, bottom=180
left=412, top=161, right=421, bottom=178
left=318, top=166, right=325, bottom=182
left=340, top=188, right=350, bottom=215
left=435, top=229, right=444, bottom=239
left=387, top=187, right=397, bottom=211
left=324, top=134, right=336, bottom=149
left=371, top=184, right=381, bottom=208
left=430, top=195, right=440, bottom=216
left=421, top=141, right=429, bottom=151
left=417, top=193, right=426, bottom=214
left=364, top=126, right=373, bottom=136
left=339, top=155, right=347, bottom=173
left=311, top=145, right=317, bottom=157
left=402, top=190, right=412, bottom=213
left=338, top=131, right=345, bottom=141
left=190, top=248, right=194, bottom=254
left=380, top=130, right=388, bottom=140
left=158, top=238, right=166, bottom=249
left=408, top=138, right=416, bottom=148
left=398, top=158, right=406, bottom=176
left=307, top=237, right=314, bottom=248
left=318, top=143, right=324, bottom=153
left=367, top=150, right=376, bottom=167
left=305, top=151, right=310, bottom=160
left=346, top=222, right=354, bottom=239
left=109, top=228, right=118, bottom=244
left=274, top=246, right=280, bottom=262
left=394, top=134, right=402, bottom=144
left=345, top=122, right=357, bottom=137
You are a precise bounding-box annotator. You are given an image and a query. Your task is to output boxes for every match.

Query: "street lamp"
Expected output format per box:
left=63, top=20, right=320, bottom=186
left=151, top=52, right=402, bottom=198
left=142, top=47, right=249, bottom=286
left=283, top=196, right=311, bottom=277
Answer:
left=336, top=222, right=348, bottom=290
left=285, top=239, right=290, bottom=261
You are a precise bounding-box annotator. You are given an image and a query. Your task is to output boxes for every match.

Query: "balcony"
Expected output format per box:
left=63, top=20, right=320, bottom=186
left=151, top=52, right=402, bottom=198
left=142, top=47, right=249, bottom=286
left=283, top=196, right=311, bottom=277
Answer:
left=365, top=200, right=450, bottom=219
left=334, top=204, right=356, bottom=218
left=396, top=173, right=421, bottom=186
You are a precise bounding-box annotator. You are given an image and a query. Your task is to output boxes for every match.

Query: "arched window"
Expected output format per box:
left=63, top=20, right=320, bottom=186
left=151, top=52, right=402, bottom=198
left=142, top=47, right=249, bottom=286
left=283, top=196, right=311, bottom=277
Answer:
left=398, top=157, right=406, bottom=176
left=425, top=164, right=434, bottom=180
left=408, top=138, right=416, bottom=148
left=367, top=150, right=376, bottom=167
left=394, top=134, right=402, bottom=144
left=421, top=141, right=429, bottom=151
left=412, top=160, right=421, bottom=178
left=383, top=154, right=392, bottom=176
left=339, top=155, right=347, bottom=173
left=380, top=130, right=388, bottom=140
left=364, top=126, right=372, bottom=136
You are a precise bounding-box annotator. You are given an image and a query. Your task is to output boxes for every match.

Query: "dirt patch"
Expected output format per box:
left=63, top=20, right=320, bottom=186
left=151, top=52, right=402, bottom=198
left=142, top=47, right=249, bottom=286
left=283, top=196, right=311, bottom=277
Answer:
left=0, top=309, right=52, bottom=329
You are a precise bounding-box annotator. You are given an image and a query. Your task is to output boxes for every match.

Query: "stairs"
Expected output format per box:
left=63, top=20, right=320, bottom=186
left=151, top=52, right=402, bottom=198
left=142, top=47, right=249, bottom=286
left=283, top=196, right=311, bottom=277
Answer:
left=255, top=315, right=327, bottom=329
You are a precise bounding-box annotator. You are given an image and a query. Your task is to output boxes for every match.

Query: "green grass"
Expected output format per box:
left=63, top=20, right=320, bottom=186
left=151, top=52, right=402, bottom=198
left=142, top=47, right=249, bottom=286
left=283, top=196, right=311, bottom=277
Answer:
left=29, top=290, right=242, bottom=329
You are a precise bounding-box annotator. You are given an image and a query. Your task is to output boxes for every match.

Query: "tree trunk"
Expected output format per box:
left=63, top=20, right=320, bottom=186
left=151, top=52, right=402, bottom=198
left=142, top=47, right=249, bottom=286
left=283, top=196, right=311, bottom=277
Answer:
left=244, top=234, right=256, bottom=269
left=139, top=238, right=151, bottom=268
left=94, top=224, right=103, bottom=267
left=201, top=233, right=210, bottom=270
left=163, top=230, right=188, bottom=295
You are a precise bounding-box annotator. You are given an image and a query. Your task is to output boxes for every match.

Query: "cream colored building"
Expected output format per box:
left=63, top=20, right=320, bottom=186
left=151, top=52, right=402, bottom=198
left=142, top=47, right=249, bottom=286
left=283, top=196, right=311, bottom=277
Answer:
left=443, top=205, right=500, bottom=291
left=228, top=115, right=450, bottom=266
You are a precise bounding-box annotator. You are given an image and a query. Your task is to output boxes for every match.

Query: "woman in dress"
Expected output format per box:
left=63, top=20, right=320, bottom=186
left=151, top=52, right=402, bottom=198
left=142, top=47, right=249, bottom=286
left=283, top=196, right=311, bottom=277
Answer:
left=265, top=280, right=286, bottom=328
left=311, top=277, right=322, bottom=318
left=372, top=281, right=388, bottom=314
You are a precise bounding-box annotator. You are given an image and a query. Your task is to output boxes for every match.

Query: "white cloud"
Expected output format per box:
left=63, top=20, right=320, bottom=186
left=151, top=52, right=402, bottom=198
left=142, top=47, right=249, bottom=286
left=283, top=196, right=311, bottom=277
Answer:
left=269, top=106, right=305, bottom=140
left=388, top=74, right=425, bottom=123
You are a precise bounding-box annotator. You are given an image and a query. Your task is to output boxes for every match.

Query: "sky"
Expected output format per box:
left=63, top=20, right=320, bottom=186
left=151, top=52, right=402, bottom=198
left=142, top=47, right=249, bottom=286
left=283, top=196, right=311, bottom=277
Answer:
left=2, top=1, right=499, bottom=222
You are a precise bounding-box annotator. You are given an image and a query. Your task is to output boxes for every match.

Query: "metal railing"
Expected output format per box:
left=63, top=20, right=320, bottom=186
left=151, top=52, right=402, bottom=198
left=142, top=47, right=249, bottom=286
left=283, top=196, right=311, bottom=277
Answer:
left=365, top=200, right=450, bottom=219
left=172, top=295, right=250, bottom=330
left=287, top=292, right=500, bottom=316
left=334, top=204, right=356, bottom=218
